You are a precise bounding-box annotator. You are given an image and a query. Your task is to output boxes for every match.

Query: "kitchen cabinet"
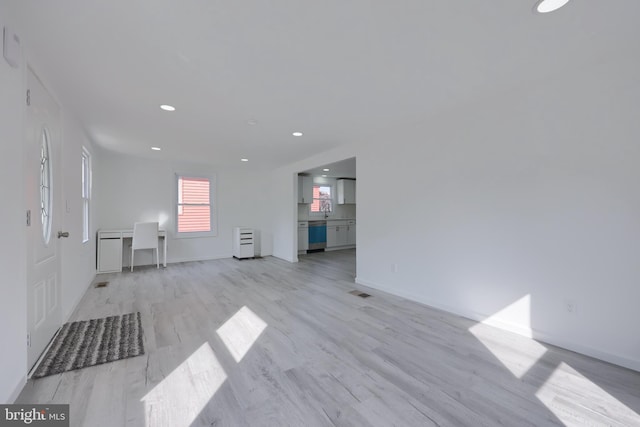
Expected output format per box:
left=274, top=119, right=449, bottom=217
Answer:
left=337, top=179, right=356, bottom=204
left=298, top=175, right=313, bottom=204
left=327, top=221, right=348, bottom=248
left=346, top=220, right=356, bottom=245
left=298, top=221, right=308, bottom=251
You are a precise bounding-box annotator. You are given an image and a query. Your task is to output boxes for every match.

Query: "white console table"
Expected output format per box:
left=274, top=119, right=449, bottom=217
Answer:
left=97, top=229, right=167, bottom=273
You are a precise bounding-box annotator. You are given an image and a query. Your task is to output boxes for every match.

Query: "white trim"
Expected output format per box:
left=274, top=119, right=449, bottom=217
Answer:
left=168, top=253, right=231, bottom=264
left=354, top=276, right=640, bottom=372
left=325, top=245, right=355, bottom=252
left=7, top=375, right=27, bottom=403
left=81, top=147, right=91, bottom=243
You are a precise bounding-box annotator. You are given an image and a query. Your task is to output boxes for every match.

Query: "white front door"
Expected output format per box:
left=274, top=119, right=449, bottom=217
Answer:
left=25, top=68, right=64, bottom=369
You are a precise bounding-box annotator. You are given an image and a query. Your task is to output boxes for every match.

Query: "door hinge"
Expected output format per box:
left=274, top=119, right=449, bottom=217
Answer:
left=26, top=89, right=31, bottom=106
left=27, top=334, right=31, bottom=347
left=26, top=209, right=31, bottom=226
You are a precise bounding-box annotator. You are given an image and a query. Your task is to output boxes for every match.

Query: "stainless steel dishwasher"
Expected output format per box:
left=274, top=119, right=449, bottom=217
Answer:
left=307, top=220, right=327, bottom=251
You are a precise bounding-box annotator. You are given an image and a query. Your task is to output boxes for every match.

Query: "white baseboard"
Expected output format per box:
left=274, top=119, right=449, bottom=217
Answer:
left=325, top=245, right=356, bottom=252
left=8, top=375, right=26, bottom=403
left=166, top=253, right=233, bottom=264
left=273, top=254, right=296, bottom=263
left=355, top=277, right=640, bottom=372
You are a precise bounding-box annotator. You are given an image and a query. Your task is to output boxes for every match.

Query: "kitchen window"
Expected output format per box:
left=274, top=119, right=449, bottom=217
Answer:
left=310, top=184, right=332, bottom=215
left=175, top=174, right=216, bottom=237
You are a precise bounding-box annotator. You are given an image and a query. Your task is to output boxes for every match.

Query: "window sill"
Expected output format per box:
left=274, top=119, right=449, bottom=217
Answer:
left=174, top=231, right=217, bottom=239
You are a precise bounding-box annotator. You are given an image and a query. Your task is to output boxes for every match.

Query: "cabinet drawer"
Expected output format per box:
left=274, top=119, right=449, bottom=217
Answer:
left=99, top=231, right=122, bottom=239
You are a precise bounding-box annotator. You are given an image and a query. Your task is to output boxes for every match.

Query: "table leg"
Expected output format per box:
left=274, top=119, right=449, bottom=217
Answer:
left=163, top=236, right=167, bottom=267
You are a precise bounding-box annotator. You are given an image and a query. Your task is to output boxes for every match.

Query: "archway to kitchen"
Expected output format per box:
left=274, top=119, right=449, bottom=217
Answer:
left=296, top=157, right=357, bottom=281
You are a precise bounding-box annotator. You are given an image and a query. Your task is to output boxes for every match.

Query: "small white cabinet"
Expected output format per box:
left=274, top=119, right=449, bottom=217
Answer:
left=337, top=179, right=356, bottom=204
left=98, top=234, right=122, bottom=273
left=298, top=175, right=313, bottom=204
left=233, top=227, right=255, bottom=259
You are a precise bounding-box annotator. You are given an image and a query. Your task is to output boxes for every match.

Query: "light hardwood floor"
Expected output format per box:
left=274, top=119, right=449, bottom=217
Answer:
left=17, top=250, right=640, bottom=426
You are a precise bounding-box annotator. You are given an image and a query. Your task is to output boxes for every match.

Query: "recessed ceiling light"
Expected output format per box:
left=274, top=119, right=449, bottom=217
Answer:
left=160, top=104, right=176, bottom=111
left=151, top=147, right=161, bottom=151
left=247, top=119, right=258, bottom=126
left=292, top=132, right=303, bottom=137
left=323, top=168, right=330, bottom=172
left=535, top=0, right=570, bottom=13
left=241, top=158, right=249, bottom=162
left=322, top=174, right=327, bottom=177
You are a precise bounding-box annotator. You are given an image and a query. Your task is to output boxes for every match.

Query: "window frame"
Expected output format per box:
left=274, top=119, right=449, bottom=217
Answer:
left=309, top=183, right=334, bottom=217
left=81, top=147, right=91, bottom=243
left=174, top=172, right=217, bottom=238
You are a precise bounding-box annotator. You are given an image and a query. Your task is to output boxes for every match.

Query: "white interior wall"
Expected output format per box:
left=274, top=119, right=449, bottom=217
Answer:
left=0, top=9, right=28, bottom=403
left=354, top=56, right=640, bottom=370
left=95, top=150, right=273, bottom=265
left=60, top=115, right=97, bottom=317
left=1, top=12, right=102, bottom=401
left=272, top=55, right=640, bottom=371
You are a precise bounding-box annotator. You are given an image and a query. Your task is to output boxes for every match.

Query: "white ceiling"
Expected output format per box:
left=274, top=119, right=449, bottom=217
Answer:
left=302, top=157, right=356, bottom=179
left=8, top=1, right=640, bottom=169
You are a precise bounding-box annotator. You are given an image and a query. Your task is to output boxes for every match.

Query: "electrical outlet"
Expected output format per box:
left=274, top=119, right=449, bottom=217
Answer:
left=392, top=263, right=398, bottom=273
left=565, top=300, right=576, bottom=314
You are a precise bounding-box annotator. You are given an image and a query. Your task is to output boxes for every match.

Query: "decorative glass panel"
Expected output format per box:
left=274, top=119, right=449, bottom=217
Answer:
left=40, top=129, right=52, bottom=244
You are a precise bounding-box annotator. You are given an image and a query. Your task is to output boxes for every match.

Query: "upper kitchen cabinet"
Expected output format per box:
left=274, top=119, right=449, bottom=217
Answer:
left=337, top=179, right=356, bottom=204
left=298, top=175, right=313, bottom=204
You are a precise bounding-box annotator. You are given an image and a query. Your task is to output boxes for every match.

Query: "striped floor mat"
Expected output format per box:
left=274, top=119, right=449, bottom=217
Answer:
left=32, top=312, right=145, bottom=378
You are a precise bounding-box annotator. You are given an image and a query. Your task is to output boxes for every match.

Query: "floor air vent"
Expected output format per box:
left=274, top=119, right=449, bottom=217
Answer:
left=349, top=290, right=371, bottom=298
left=95, top=281, right=109, bottom=288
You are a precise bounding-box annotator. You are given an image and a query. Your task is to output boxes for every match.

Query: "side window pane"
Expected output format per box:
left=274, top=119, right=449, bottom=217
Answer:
left=81, top=148, right=91, bottom=243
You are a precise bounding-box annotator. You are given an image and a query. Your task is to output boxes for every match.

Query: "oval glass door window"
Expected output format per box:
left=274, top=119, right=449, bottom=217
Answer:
left=40, top=128, right=52, bottom=244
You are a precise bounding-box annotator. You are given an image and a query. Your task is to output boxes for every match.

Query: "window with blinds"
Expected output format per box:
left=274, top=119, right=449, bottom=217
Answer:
left=176, top=175, right=215, bottom=235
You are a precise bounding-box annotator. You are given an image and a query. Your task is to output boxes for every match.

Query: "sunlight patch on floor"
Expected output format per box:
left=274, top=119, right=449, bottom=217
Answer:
left=142, top=342, right=227, bottom=427
left=536, top=362, right=640, bottom=425
left=469, top=294, right=548, bottom=378
left=217, top=305, right=267, bottom=363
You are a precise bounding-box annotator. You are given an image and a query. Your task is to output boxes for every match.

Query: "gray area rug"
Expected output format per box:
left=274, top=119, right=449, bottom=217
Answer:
left=32, top=312, right=145, bottom=378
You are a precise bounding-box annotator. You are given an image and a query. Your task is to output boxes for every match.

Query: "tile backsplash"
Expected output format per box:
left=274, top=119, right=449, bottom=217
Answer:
left=298, top=203, right=356, bottom=220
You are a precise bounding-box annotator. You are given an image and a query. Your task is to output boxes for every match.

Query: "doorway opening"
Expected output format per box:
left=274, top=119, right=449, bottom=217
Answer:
left=296, top=157, right=357, bottom=278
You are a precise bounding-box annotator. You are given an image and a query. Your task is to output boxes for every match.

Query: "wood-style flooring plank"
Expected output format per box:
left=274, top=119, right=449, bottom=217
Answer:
left=15, top=249, right=640, bottom=427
